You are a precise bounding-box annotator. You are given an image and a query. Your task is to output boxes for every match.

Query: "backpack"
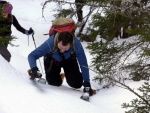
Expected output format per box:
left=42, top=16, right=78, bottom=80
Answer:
left=49, top=18, right=76, bottom=54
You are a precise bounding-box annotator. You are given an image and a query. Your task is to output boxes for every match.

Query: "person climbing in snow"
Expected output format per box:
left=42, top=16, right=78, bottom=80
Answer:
left=28, top=31, right=95, bottom=96
left=0, top=1, right=34, bottom=62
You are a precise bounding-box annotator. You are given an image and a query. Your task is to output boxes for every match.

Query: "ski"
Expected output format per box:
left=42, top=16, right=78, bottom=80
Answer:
left=30, top=77, right=47, bottom=85
left=31, top=78, right=47, bottom=84
left=80, top=92, right=90, bottom=101
left=28, top=69, right=47, bottom=85
left=28, top=69, right=97, bottom=99
left=80, top=89, right=97, bottom=101
left=80, top=87, right=90, bottom=101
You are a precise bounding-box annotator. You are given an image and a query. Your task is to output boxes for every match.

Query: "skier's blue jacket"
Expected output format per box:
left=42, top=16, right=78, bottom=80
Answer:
left=28, top=35, right=90, bottom=82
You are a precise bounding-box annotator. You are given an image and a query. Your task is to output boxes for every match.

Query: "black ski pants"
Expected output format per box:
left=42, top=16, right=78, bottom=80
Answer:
left=0, top=35, right=11, bottom=62
left=44, top=53, right=83, bottom=88
left=0, top=46, right=11, bottom=62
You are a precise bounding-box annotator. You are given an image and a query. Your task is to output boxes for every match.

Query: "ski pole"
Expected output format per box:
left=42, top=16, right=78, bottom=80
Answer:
left=28, top=35, right=29, bottom=46
left=31, top=33, right=44, bottom=74
left=31, top=33, right=37, bottom=48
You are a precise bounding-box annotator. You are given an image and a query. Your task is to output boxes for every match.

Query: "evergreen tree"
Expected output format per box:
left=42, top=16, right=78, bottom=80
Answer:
left=122, top=82, right=150, bottom=113
left=86, top=0, right=150, bottom=86
left=88, top=0, right=150, bottom=40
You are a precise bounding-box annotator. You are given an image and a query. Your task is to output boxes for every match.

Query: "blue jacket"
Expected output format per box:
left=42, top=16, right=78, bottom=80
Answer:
left=28, top=35, right=90, bottom=82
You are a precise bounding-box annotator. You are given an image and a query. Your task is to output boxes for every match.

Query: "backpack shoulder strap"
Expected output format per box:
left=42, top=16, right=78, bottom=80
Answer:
left=71, top=36, right=75, bottom=54
left=51, top=32, right=60, bottom=53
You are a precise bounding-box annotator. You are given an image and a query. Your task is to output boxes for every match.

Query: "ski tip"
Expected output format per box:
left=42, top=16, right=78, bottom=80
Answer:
left=37, top=78, right=47, bottom=84
left=80, top=96, right=89, bottom=101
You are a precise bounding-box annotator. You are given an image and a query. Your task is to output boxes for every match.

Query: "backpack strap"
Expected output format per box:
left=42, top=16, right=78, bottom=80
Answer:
left=71, top=35, right=75, bottom=54
left=51, top=32, right=60, bottom=53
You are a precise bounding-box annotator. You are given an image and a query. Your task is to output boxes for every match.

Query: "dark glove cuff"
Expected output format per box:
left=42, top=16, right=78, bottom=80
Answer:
left=83, top=82, right=91, bottom=87
left=31, top=67, right=38, bottom=72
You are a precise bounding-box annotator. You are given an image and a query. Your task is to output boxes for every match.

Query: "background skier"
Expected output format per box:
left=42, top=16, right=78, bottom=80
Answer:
left=0, top=1, right=34, bottom=62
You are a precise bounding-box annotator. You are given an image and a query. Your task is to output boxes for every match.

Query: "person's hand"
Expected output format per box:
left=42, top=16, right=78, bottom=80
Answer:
left=83, top=82, right=93, bottom=96
left=25, top=28, right=34, bottom=35
left=30, top=67, right=42, bottom=80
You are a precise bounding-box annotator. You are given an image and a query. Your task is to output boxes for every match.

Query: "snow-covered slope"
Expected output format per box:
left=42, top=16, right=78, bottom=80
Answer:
left=0, top=0, right=146, bottom=113
left=0, top=55, right=102, bottom=113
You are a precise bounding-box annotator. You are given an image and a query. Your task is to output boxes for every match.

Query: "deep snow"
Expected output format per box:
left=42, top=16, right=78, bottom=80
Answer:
left=0, top=0, right=148, bottom=113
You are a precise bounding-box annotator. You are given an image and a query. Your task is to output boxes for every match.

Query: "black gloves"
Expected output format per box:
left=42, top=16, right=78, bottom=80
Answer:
left=30, top=67, right=42, bottom=80
left=83, top=82, right=93, bottom=96
left=25, top=28, right=34, bottom=35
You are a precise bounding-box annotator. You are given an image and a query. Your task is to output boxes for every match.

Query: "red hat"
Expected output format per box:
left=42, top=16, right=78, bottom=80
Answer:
left=3, top=3, right=13, bottom=14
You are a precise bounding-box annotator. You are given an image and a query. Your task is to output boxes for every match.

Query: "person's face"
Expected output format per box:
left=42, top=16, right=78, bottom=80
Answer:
left=2, top=12, right=8, bottom=18
left=58, top=41, right=70, bottom=53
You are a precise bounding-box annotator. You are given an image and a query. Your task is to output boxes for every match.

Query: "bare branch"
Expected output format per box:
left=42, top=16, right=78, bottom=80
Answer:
left=41, top=0, right=108, bottom=18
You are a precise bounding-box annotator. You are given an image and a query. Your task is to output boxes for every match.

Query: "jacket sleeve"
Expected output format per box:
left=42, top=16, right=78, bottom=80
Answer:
left=75, top=38, right=90, bottom=82
left=28, top=37, right=54, bottom=69
left=12, top=15, right=27, bottom=34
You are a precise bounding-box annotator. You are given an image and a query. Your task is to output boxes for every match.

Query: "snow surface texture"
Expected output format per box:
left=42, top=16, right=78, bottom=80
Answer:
left=0, top=0, right=146, bottom=113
